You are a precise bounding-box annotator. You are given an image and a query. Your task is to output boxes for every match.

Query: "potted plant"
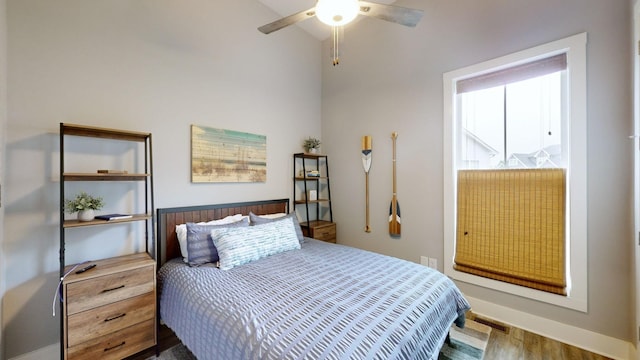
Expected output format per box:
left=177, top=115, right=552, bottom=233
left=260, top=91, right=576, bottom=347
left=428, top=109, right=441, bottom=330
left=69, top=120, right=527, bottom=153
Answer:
left=303, top=137, right=321, bottom=153
left=64, top=191, right=105, bottom=221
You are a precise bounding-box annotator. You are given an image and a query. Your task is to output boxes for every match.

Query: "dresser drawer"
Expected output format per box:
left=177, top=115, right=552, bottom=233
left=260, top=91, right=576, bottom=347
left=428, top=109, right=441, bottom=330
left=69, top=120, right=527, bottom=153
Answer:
left=310, top=223, right=336, bottom=243
left=66, top=265, right=154, bottom=315
left=67, top=319, right=155, bottom=360
left=67, top=292, right=155, bottom=347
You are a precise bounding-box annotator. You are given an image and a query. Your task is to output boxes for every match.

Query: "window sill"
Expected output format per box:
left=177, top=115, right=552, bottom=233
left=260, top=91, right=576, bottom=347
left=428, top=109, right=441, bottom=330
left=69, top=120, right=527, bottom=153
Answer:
left=444, top=265, right=587, bottom=312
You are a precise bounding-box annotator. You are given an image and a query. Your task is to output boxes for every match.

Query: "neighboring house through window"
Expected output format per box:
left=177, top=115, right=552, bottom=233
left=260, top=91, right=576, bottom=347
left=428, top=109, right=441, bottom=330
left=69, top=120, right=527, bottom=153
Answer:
left=443, top=33, right=587, bottom=311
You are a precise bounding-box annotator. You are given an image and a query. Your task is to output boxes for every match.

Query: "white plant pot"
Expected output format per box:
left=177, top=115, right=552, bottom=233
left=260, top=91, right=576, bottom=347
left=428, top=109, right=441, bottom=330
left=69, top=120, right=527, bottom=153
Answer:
left=77, top=209, right=95, bottom=222
left=309, top=148, right=318, bottom=154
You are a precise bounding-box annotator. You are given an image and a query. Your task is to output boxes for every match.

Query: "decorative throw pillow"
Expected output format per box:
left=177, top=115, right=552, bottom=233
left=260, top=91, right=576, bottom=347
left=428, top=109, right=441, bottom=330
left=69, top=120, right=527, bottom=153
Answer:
left=254, top=212, right=287, bottom=219
left=249, top=212, right=305, bottom=243
left=212, top=217, right=301, bottom=270
left=176, top=214, right=244, bottom=261
left=186, top=217, right=249, bottom=266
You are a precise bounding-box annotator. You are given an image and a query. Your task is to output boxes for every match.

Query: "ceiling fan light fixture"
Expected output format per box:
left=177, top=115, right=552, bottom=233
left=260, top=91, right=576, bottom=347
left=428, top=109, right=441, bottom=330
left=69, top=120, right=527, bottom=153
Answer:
left=315, top=0, right=360, bottom=27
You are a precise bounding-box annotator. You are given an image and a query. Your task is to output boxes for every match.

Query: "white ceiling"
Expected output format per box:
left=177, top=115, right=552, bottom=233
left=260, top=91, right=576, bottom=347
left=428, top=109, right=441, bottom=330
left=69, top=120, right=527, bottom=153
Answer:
left=256, top=0, right=396, bottom=40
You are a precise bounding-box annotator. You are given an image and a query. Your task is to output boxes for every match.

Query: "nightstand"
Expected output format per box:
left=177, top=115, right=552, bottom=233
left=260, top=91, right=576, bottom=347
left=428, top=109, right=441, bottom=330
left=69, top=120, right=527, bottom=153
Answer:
left=62, top=253, right=156, bottom=359
left=301, top=220, right=336, bottom=243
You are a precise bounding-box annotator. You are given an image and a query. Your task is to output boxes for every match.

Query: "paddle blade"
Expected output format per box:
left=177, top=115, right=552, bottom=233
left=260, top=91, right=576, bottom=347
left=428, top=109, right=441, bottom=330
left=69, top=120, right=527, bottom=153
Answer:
left=389, top=200, right=401, bottom=236
left=358, top=1, right=424, bottom=28
left=361, top=150, right=372, bottom=173
left=258, top=7, right=316, bottom=34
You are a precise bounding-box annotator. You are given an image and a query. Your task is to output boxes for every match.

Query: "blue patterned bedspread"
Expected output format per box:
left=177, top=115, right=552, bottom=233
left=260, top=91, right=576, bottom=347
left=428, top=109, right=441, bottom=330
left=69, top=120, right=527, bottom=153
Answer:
left=158, top=239, right=470, bottom=360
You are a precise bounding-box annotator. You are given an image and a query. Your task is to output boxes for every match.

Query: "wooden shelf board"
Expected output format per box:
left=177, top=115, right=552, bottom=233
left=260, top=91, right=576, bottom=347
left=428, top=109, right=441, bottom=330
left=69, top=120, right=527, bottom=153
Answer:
left=63, top=173, right=149, bottom=181
left=63, top=214, right=151, bottom=228
left=294, top=176, right=328, bottom=180
left=293, top=153, right=327, bottom=159
left=62, top=123, right=150, bottom=142
left=294, top=199, right=330, bottom=205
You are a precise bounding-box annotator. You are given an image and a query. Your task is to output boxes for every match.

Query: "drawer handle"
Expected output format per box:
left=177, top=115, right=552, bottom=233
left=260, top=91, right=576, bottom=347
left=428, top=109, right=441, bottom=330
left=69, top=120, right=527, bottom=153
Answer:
left=101, top=285, right=125, bottom=293
left=104, top=313, right=126, bottom=322
left=104, top=341, right=126, bottom=352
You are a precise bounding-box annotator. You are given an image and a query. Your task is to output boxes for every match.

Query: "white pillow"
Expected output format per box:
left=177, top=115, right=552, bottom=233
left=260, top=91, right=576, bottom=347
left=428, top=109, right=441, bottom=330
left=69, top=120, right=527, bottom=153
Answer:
left=211, top=217, right=301, bottom=270
left=176, top=214, right=244, bottom=261
left=252, top=212, right=287, bottom=220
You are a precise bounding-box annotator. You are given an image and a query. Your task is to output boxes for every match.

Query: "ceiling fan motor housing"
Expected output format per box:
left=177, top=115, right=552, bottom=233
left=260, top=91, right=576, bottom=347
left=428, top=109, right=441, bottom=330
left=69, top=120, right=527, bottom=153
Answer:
left=315, top=0, right=360, bottom=26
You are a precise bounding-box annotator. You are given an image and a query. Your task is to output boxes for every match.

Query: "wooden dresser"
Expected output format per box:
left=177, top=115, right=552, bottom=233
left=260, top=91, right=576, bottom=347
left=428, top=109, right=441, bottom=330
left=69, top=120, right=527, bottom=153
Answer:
left=301, top=220, right=337, bottom=243
left=62, top=253, right=156, bottom=360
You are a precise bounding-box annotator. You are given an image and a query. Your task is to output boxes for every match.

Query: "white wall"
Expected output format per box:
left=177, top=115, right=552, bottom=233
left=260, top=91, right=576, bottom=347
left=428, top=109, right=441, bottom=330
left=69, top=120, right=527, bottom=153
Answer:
left=0, top=0, right=7, bottom=358
left=322, top=0, right=633, bottom=345
left=3, top=0, right=321, bottom=357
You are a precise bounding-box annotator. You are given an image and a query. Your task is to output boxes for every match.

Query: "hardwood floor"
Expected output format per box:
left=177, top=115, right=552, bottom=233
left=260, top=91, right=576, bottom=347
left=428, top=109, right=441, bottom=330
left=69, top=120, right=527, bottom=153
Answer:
left=468, top=313, right=613, bottom=360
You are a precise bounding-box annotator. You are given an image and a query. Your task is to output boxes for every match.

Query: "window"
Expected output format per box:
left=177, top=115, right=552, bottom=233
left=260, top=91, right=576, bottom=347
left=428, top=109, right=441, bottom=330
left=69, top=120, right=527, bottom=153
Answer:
left=458, top=57, right=565, bottom=170
left=443, top=33, right=587, bottom=311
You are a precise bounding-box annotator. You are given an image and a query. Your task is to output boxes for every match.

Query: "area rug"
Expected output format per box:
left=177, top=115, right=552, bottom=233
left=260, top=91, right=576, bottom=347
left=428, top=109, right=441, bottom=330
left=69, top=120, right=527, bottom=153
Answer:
left=439, top=319, right=492, bottom=360
left=151, top=319, right=491, bottom=360
left=148, top=344, right=196, bottom=360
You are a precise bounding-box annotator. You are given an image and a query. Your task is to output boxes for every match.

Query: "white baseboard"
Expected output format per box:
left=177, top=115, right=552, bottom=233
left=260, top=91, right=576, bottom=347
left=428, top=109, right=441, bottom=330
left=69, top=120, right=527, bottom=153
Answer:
left=467, top=295, right=636, bottom=360
left=9, top=343, right=57, bottom=360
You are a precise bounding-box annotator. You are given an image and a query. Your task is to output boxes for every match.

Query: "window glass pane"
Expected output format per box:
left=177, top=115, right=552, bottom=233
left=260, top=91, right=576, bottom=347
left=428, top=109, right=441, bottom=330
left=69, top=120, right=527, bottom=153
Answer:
left=505, top=72, right=563, bottom=168
left=458, top=71, right=563, bottom=169
left=459, top=86, right=504, bottom=169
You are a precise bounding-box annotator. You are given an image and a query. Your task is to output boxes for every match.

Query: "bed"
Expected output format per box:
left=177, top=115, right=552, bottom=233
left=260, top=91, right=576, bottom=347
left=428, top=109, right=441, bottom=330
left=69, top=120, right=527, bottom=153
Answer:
left=156, top=199, right=470, bottom=360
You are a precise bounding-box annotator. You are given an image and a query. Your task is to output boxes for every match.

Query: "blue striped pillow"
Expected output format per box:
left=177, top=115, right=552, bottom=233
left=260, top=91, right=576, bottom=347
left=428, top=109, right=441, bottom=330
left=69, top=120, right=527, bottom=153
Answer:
left=211, top=217, right=301, bottom=270
left=249, top=212, right=305, bottom=243
left=186, top=218, right=249, bottom=266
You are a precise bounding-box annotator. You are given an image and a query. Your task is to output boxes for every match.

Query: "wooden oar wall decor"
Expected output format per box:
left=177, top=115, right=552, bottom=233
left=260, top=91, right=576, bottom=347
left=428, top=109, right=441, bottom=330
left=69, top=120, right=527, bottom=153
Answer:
left=389, top=132, right=401, bottom=237
left=361, top=136, right=372, bottom=233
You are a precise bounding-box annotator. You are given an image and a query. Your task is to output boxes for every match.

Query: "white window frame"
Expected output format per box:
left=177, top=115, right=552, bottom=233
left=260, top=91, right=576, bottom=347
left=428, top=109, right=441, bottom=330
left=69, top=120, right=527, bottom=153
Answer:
left=443, top=33, right=588, bottom=312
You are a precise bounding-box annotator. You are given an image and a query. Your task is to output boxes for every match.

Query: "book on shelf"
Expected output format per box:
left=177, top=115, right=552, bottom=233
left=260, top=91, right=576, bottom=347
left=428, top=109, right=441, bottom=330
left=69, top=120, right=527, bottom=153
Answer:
left=94, top=213, right=133, bottom=221
left=97, top=169, right=128, bottom=174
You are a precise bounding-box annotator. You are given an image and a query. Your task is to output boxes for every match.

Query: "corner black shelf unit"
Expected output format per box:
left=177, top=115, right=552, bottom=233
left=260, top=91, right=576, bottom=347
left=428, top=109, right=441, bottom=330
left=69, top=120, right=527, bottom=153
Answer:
left=292, top=153, right=334, bottom=239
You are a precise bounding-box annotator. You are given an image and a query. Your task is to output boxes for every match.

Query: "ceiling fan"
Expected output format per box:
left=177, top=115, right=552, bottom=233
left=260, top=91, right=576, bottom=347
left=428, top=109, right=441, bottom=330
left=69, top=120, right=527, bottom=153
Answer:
left=258, top=0, right=424, bottom=65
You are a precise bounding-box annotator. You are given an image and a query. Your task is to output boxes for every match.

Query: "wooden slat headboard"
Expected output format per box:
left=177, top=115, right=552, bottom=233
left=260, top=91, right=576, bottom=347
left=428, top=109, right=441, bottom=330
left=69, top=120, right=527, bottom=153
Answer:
left=156, top=199, right=289, bottom=265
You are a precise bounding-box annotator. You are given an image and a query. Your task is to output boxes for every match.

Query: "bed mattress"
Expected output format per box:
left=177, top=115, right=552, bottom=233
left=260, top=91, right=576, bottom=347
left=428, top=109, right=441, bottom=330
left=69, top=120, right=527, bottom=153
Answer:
left=158, top=239, right=470, bottom=360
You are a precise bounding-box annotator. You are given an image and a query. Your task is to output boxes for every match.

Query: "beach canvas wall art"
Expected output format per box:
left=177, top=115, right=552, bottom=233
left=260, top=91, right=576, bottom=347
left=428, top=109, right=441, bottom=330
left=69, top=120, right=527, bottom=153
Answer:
left=191, top=125, right=267, bottom=183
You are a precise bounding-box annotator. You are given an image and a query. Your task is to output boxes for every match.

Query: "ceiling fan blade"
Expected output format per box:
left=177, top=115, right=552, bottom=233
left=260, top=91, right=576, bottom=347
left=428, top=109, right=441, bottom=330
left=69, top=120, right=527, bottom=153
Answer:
left=258, top=7, right=316, bottom=34
left=358, top=1, right=424, bottom=27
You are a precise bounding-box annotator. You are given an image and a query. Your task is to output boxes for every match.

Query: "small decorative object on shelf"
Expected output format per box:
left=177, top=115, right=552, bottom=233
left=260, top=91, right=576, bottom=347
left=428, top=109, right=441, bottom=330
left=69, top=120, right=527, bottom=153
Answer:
left=303, top=137, right=321, bottom=153
left=64, top=191, right=104, bottom=221
left=77, top=209, right=95, bottom=222
left=94, top=213, right=133, bottom=221
left=97, top=169, right=128, bottom=174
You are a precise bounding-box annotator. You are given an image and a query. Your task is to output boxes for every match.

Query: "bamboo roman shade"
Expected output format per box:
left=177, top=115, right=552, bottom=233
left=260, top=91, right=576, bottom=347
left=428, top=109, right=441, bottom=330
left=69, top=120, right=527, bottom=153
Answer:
left=454, top=169, right=567, bottom=295
left=456, top=53, right=567, bottom=94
